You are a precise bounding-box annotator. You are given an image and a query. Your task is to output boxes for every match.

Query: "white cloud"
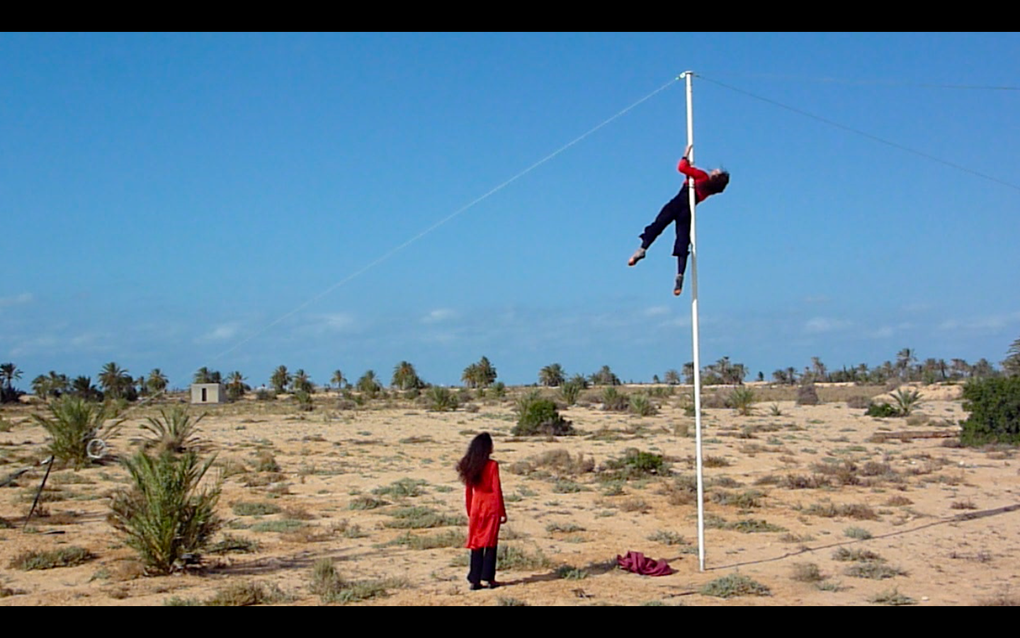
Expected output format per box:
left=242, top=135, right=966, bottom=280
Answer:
left=938, top=312, right=1020, bottom=333
left=804, top=317, right=852, bottom=334
left=422, top=309, right=457, bottom=324
left=196, top=323, right=240, bottom=343
left=0, top=293, right=34, bottom=309
left=317, top=313, right=357, bottom=332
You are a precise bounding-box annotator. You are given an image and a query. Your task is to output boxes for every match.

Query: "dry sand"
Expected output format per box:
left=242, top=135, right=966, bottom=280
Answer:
left=1, top=384, right=1018, bottom=606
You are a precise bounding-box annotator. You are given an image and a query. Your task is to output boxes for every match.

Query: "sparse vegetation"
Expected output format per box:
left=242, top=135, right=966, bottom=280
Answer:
left=699, top=573, right=771, bottom=598
left=9, top=546, right=94, bottom=570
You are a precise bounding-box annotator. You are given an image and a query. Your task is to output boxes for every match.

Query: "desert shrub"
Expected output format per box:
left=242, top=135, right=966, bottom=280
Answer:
left=512, top=399, right=574, bottom=436
left=108, top=451, right=222, bottom=574
left=205, top=581, right=291, bottom=606
left=32, top=396, right=124, bottom=468
left=513, top=389, right=542, bottom=415
left=699, top=573, right=771, bottom=598
left=9, top=546, right=94, bottom=570
left=293, top=391, right=314, bottom=412
left=425, top=386, right=459, bottom=412
left=137, top=407, right=207, bottom=456
left=373, top=478, right=427, bottom=498
left=629, top=395, right=657, bottom=417
left=960, top=376, right=1020, bottom=446
left=869, top=588, right=916, bottom=606
left=791, top=563, right=825, bottom=583
left=866, top=402, right=900, bottom=418
left=601, top=448, right=668, bottom=480
left=232, top=502, right=282, bottom=516
left=728, top=387, right=756, bottom=416
left=384, top=506, right=464, bottom=529
left=890, top=388, right=923, bottom=416
left=796, top=383, right=820, bottom=406
left=559, top=380, right=584, bottom=406
left=600, top=387, right=629, bottom=412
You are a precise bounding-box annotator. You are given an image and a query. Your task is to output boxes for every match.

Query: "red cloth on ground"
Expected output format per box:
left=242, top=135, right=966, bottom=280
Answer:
left=464, top=459, right=506, bottom=549
left=616, top=551, right=675, bottom=576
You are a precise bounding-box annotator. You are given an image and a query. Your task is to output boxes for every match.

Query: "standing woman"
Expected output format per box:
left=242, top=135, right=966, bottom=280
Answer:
left=457, top=432, right=507, bottom=590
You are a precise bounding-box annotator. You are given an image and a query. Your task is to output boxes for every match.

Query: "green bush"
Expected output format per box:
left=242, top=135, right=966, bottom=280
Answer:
left=961, top=376, right=1020, bottom=446
left=866, top=402, right=900, bottom=418
left=512, top=399, right=574, bottom=436
left=32, top=396, right=124, bottom=468
left=629, top=395, right=657, bottom=417
left=728, top=387, right=756, bottom=416
left=600, top=387, right=629, bottom=412
left=425, top=386, right=458, bottom=412
left=108, top=451, right=222, bottom=574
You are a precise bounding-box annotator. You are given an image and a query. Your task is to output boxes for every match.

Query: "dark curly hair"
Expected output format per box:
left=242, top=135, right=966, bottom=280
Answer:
left=457, top=432, right=493, bottom=486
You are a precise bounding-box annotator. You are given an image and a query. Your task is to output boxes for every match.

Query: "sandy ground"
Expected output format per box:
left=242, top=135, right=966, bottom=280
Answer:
left=1, top=384, right=1018, bottom=606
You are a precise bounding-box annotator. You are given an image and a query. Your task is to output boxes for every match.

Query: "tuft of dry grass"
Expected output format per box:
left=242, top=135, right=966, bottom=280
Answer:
left=9, top=546, right=94, bottom=571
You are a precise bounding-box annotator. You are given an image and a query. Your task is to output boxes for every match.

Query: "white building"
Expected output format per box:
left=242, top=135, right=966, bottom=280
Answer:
left=190, top=383, right=225, bottom=405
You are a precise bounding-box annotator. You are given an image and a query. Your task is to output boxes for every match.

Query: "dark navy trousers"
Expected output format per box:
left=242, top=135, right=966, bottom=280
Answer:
left=639, top=184, right=692, bottom=276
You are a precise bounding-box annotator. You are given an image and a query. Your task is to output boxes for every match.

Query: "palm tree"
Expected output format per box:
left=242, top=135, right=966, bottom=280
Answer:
left=290, top=369, right=313, bottom=394
left=1003, top=337, right=1020, bottom=377
left=391, top=361, right=423, bottom=391
left=99, top=362, right=135, bottom=400
left=538, top=363, right=566, bottom=387
left=71, top=376, right=103, bottom=401
left=331, top=369, right=346, bottom=391
left=950, top=358, right=971, bottom=380
left=589, top=365, right=620, bottom=386
left=356, top=370, right=381, bottom=397
left=270, top=365, right=291, bottom=394
left=146, top=369, right=169, bottom=395
left=683, top=362, right=696, bottom=385
left=0, top=362, right=22, bottom=402
left=810, top=357, right=827, bottom=383
left=193, top=367, right=221, bottom=385
left=462, top=356, right=497, bottom=389
left=896, top=348, right=917, bottom=381
left=664, top=369, right=681, bottom=385
left=972, top=358, right=995, bottom=378
left=224, top=371, right=248, bottom=401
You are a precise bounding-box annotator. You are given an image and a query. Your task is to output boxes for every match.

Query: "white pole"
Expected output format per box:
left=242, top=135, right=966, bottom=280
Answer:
left=681, top=70, right=706, bottom=572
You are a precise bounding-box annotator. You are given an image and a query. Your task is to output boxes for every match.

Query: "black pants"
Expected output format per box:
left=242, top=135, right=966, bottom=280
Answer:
left=640, top=185, right=692, bottom=276
left=468, top=545, right=498, bottom=584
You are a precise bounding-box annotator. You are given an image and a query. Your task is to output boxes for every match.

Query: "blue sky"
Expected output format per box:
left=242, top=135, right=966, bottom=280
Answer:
left=2, top=32, right=1018, bottom=389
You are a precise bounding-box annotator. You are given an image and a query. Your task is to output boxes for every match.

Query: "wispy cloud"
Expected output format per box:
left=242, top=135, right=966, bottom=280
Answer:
left=804, top=317, right=852, bottom=334
left=195, top=323, right=241, bottom=344
left=937, top=311, right=1020, bottom=333
left=0, top=293, right=34, bottom=309
left=421, top=308, right=457, bottom=324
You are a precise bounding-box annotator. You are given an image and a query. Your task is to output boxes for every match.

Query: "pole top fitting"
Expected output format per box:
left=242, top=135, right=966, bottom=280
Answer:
left=678, top=70, right=695, bottom=79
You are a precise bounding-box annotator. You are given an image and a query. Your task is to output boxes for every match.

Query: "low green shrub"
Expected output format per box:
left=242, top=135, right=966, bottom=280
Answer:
left=961, top=376, right=1020, bottom=446
left=512, top=399, right=574, bottom=436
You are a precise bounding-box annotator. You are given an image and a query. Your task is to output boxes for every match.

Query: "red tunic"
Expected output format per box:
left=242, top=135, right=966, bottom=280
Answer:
left=464, top=459, right=506, bottom=549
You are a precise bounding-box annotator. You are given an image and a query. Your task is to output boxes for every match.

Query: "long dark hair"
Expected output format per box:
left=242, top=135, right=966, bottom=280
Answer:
left=457, top=432, right=493, bottom=486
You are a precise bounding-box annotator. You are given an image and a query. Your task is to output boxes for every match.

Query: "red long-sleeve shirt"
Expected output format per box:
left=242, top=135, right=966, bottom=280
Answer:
left=677, top=157, right=712, bottom=203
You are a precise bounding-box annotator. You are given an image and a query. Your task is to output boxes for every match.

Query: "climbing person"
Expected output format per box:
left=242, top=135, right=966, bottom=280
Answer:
left=628, top=144, right=730, bottom=295
left=457, top=432, right=507, bottom=590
